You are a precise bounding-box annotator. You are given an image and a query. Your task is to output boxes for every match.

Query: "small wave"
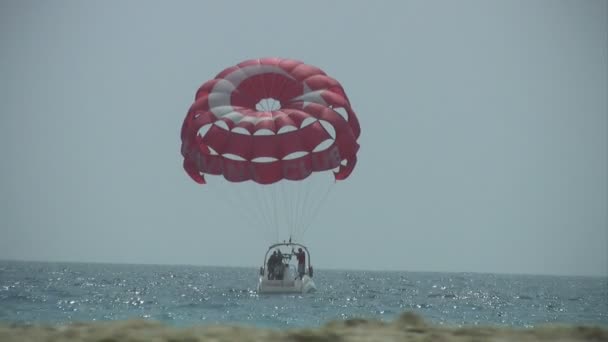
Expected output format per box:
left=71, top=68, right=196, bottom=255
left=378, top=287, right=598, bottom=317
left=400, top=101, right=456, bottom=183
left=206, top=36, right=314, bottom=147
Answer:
left=516, top=295, right=533, bottom=300
left=176, top=302, right=199, bottom=309
left=427, top=293, right=457, bottom=299
left=227, top=288, right=250, bottom=294
left=3, top=293, right=31, bottom=303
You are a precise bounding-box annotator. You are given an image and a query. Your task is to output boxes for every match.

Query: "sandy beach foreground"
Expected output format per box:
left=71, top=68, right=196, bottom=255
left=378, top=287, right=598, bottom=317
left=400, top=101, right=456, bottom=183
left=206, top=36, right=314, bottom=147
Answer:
left=1, top=312, right=606, bottom=342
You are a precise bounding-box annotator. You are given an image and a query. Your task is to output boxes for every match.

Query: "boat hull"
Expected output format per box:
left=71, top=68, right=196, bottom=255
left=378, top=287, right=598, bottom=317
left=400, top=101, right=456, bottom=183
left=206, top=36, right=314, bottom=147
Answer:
left=257, top=275, right=316, bottom=294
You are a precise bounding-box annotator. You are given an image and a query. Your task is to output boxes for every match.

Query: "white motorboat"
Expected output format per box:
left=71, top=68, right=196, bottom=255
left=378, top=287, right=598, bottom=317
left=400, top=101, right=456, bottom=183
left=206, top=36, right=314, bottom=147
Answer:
left=257, top=241, right=316, bottom=294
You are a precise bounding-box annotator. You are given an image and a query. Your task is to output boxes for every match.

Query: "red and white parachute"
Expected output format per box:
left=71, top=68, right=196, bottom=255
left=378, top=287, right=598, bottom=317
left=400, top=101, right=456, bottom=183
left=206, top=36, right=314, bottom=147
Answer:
left=180, top=58, right=361, bottom=241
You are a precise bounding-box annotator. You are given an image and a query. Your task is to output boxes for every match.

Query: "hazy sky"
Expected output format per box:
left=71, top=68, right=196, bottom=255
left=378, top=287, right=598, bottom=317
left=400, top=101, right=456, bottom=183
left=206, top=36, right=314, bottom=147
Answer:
left=1, top=0, right=606, bottom=276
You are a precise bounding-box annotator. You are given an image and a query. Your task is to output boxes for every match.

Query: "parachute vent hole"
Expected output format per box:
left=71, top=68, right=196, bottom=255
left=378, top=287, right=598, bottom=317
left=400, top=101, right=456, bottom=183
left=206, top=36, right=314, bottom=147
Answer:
left=256, top=98, right=281, bottom=112
left=319, top=120, right=336, bottom=139
left=333, top=107, right=349, bottom=121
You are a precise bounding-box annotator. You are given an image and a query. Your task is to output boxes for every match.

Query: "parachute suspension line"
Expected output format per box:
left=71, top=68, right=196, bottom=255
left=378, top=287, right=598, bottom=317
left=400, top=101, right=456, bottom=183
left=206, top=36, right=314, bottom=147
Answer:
left=264, top=184, right=274, bottom=242
left=251, top=183, right=275, bottom=243
left=289, top=180, right=299, bottom=240
left=292, top=175, right=312, bottom=238
left=267, top=185, right=279, bottom=243
left=291, top=178, right=310, bottom=236
left=272, top=183, right=280, bottom=242
left=299, top=180, right=328, bottom=237
left=294, top=180, right=306, bottom=239
left=242, top=186, right=271, bottom=235
left=236, top=184, right=273, bottom=243
left=280, top=181, right=293, bottom=240
left=246, top=184, right=268, bottom=239
left=300, top=179, right=336, bottom=237
left=294, top=176, right=310, bottom=239
left=297, top=176, right=318, bottom=237
left=296, top=178, right=309, bottom=238
left=266, top=185, right=278, bottom=243
left=294, top=175, right=316, bottom=238
left=244, top=185, right=262, bottom=234
left=278, top=181, right=286, bottom=238
left=206, top=180, right=269, bottom=243
left=259, top=185, right=276, bottom=242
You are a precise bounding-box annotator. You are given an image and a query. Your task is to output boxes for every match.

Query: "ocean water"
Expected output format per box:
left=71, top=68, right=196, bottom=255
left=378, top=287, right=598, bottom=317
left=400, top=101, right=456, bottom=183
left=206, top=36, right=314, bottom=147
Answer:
left=0, top=260, right=606, bottom=329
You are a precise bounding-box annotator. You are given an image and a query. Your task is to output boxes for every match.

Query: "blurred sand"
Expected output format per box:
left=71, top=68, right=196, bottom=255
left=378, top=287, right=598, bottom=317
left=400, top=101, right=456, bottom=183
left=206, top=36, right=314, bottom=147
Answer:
left=1, top=312, right=606, bottom=342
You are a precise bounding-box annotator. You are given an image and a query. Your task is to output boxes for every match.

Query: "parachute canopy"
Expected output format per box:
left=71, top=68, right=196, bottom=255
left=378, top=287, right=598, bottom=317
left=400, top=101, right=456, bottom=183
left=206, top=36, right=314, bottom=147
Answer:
left=181, top=57, right=361, bottom=185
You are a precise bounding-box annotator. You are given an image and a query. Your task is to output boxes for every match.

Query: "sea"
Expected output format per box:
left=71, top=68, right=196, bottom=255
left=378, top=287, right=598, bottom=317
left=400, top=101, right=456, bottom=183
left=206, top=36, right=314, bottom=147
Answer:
left=1, top=260, right=606, bottom=329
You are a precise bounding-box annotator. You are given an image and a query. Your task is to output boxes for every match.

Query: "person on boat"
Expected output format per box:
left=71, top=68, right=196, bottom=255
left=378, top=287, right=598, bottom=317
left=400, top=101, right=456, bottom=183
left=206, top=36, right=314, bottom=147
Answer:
left=275, top=249, right=284, bottom=280
left=294, top=247, right=306, bottom=279
left=267, top=251, right=277, bottom=280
